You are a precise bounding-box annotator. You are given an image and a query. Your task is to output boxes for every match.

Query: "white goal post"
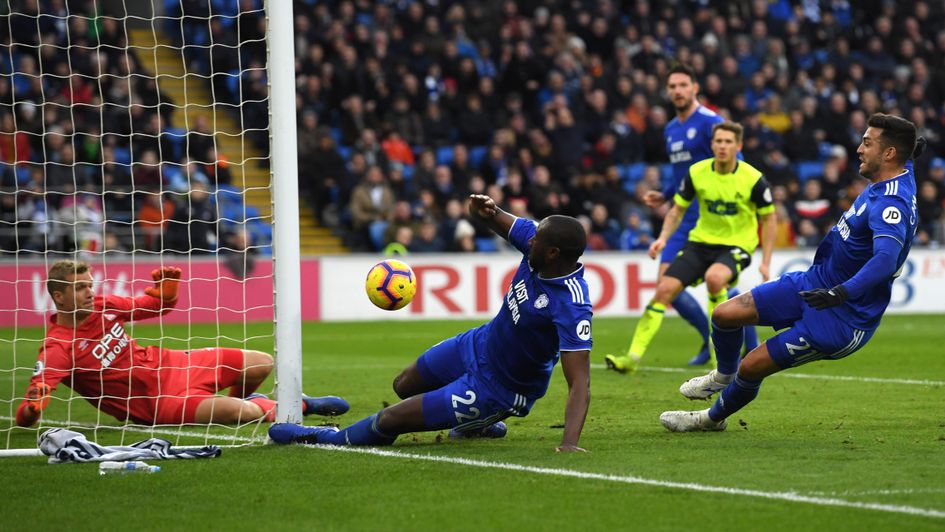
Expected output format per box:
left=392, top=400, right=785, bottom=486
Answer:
left=0, top=0, right=303, bottom=453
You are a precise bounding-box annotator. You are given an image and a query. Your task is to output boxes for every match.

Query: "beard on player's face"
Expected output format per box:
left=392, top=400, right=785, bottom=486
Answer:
left=673, top=94, right=694, bottom=112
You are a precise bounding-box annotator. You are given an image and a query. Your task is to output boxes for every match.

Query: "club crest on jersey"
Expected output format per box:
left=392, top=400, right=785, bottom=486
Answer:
left=33, top=360, right=44, bottom=376
left=687, top=127, right=697, bottom=139
left=534, top=294, right=549, bottom=309
left=882, top=206, right=901, bottom=224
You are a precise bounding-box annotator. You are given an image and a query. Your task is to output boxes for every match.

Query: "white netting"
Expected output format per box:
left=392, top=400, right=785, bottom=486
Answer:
left=0, top=1, right=278, bottom=450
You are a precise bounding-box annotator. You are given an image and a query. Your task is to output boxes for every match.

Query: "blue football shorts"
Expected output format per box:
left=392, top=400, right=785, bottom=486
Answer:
left=415, top=330, right=534, bottom=434
left=751, top=271, right=875, bottom=369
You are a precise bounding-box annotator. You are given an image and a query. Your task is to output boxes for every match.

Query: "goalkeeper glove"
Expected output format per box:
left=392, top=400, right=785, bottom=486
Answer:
left=799, top=285, right=848, bottom=310
left=144, top=266, right=182, bottom=302
left=16, top=383, right=50, bottom=427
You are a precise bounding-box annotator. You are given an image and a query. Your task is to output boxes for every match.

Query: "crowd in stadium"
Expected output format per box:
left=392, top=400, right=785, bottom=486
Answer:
left=3, top=0, right=945, bottom=256
left=274, top=0, right=945, bottom=253
left=0, top=1, right=254, bottom=256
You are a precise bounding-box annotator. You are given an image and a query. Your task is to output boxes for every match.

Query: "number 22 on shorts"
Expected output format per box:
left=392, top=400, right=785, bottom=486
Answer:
left=451, top=390, right=480, bottom=424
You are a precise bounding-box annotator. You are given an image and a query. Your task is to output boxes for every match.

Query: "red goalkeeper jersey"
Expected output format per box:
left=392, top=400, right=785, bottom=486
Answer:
left=22, top=294, right=176, bottom=424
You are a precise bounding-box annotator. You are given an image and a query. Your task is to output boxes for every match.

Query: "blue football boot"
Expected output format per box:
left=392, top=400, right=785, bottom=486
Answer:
left=302, top=395, right=350, bottom=416
left=449, top=421, right=508, bottom=440
left=269, top=423, right=340, bottom=445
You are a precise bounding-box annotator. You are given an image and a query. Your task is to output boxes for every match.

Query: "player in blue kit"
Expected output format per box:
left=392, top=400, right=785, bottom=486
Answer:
left=270, top=194, right=593, bottom=452
left=607, top=64, right=757, bottom=371
left=661, top=114, right=924, bottom=432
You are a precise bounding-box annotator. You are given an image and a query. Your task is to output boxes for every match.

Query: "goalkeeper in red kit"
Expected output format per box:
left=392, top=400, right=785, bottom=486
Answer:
left=16, top=260, right=348, bottom=427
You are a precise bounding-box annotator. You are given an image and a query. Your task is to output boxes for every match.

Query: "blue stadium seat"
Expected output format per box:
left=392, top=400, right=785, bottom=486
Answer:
left=163, top=127, right=186, bottom=161
left=475, top=237, right=499, bottom=252
left=795, top=161, right=825, bottom=182
left=627, top=162, right=647, bottom=183
left=15, top=165, right=31, bottom=185
left=468, top=145, right=488, bottom=167
left=436, top=146, right=455, bottom=166
left=113, top=147, right=131, bottom=166
left=659, top=163, right=674, bottom=181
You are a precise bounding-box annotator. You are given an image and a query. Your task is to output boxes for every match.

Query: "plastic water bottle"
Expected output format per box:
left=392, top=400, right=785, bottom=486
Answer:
left=98, top=460, right=161, bottom=475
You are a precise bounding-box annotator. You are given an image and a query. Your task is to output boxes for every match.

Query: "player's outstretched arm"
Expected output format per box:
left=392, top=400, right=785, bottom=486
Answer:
left=557, top=349, right=590, bottom=453
left=468, top=194, right=516, bottom=241
left=800, top=237, right=902, bottom=310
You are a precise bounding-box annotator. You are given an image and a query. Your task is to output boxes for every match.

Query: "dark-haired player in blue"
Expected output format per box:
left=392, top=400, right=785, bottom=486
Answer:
left=270, top=194, right=593, bottom=452
left=661, top=114, right=923, bottom=432
left=607, top=64, right=757, bottom=370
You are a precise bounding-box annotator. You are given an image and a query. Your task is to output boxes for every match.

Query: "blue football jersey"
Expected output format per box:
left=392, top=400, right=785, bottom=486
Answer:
left=809, top=161, right=918, bottom=329
left=663, top=105, right=724, bottom=199
left=473, top=218, right=593, bottom=400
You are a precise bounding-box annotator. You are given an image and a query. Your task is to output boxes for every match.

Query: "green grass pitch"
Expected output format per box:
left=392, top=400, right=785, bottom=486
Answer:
left=1, top=315, right=943, bottom=531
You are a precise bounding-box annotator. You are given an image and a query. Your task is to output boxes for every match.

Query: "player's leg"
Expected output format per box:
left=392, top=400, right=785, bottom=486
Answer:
left=392, top=334, right=468, bottom=399
left=662, top=231, right=711, bottom=363
left=227, top=349, right=273, bottom=398
left=728, top=286, right=760, bottom=353
left=724, top=246, right=759, bottom=353
left=660, top=341, right=782, bottom=432
left=676, top=272, right=805, bottom=401
left=270, top=372, right=513, bottom=446
left=664, top=291, right=871, bottom=432
left=193, top=395, right=267, bottom=424
left=169, top=348, right=346, bottom=422
left=605, top=273, right=684, bottom=373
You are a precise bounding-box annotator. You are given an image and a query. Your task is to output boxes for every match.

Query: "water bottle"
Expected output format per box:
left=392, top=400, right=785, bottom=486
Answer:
left=98, top=460, right=161, bottom=475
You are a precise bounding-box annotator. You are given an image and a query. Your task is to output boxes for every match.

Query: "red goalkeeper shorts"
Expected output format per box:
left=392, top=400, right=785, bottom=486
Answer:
left=152, top=347, right=245, bottom=424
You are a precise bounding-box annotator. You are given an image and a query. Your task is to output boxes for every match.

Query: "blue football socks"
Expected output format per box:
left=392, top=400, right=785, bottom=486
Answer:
left=321, top=413, right=397, bottom=446
left=708, top=375, right=762, bottom=422
left=672, top=290, right=710, bottom=345
left=727, top=287, right=759, bottom=352
left=711, top=320, right=743, bottom=376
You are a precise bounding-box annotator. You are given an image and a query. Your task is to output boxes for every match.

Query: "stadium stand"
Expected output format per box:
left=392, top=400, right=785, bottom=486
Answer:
left=3, top=0, right=945, bottom=255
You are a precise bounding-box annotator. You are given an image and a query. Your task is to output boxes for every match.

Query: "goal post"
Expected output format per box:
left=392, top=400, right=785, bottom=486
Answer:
left=0, top=0, right=303, bottom=452
left=266, top=0, right=303, bottom=424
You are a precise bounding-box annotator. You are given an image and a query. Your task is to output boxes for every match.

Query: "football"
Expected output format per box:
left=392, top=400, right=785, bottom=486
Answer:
left=365, top=259, right=417, bottom=311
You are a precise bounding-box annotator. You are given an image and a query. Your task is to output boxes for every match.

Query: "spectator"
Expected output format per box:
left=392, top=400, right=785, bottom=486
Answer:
left=409, top=218, right=445, bottom=252
left=349, top=165, right=395, bottom=251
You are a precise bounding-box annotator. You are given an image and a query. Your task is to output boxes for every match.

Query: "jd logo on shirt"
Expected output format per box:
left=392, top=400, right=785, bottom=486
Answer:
left=882, top=206, right=901, bottom=224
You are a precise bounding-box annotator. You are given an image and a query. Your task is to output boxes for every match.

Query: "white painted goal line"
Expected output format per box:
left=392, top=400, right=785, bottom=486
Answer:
left=304, top=444, right=945, bottom=520
left=595, top=364, right=945, bottom=387
left=0, top=415, right=263, bottom=445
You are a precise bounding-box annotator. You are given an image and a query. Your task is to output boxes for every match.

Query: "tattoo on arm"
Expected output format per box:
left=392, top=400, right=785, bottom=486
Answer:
left=736, top=291, right=754, bottom=309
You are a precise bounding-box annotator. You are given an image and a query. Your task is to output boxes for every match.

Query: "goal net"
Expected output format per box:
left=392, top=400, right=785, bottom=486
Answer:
left=0, top=1, right=302, bottom=453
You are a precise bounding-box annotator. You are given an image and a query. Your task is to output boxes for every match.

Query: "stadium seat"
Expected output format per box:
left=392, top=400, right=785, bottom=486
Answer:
left=468, top=145, right=488, bottom=167
left=795, top=161, right=825, bottom=183
left=113, top=147, right=131, bottom=166
left=163, top=127, right=186, bottom=162
left=436, top=146, right=455, bottom=166
left=627, top=163, right=647, bottom=183
left=475, top=237, right=499, bottom=252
